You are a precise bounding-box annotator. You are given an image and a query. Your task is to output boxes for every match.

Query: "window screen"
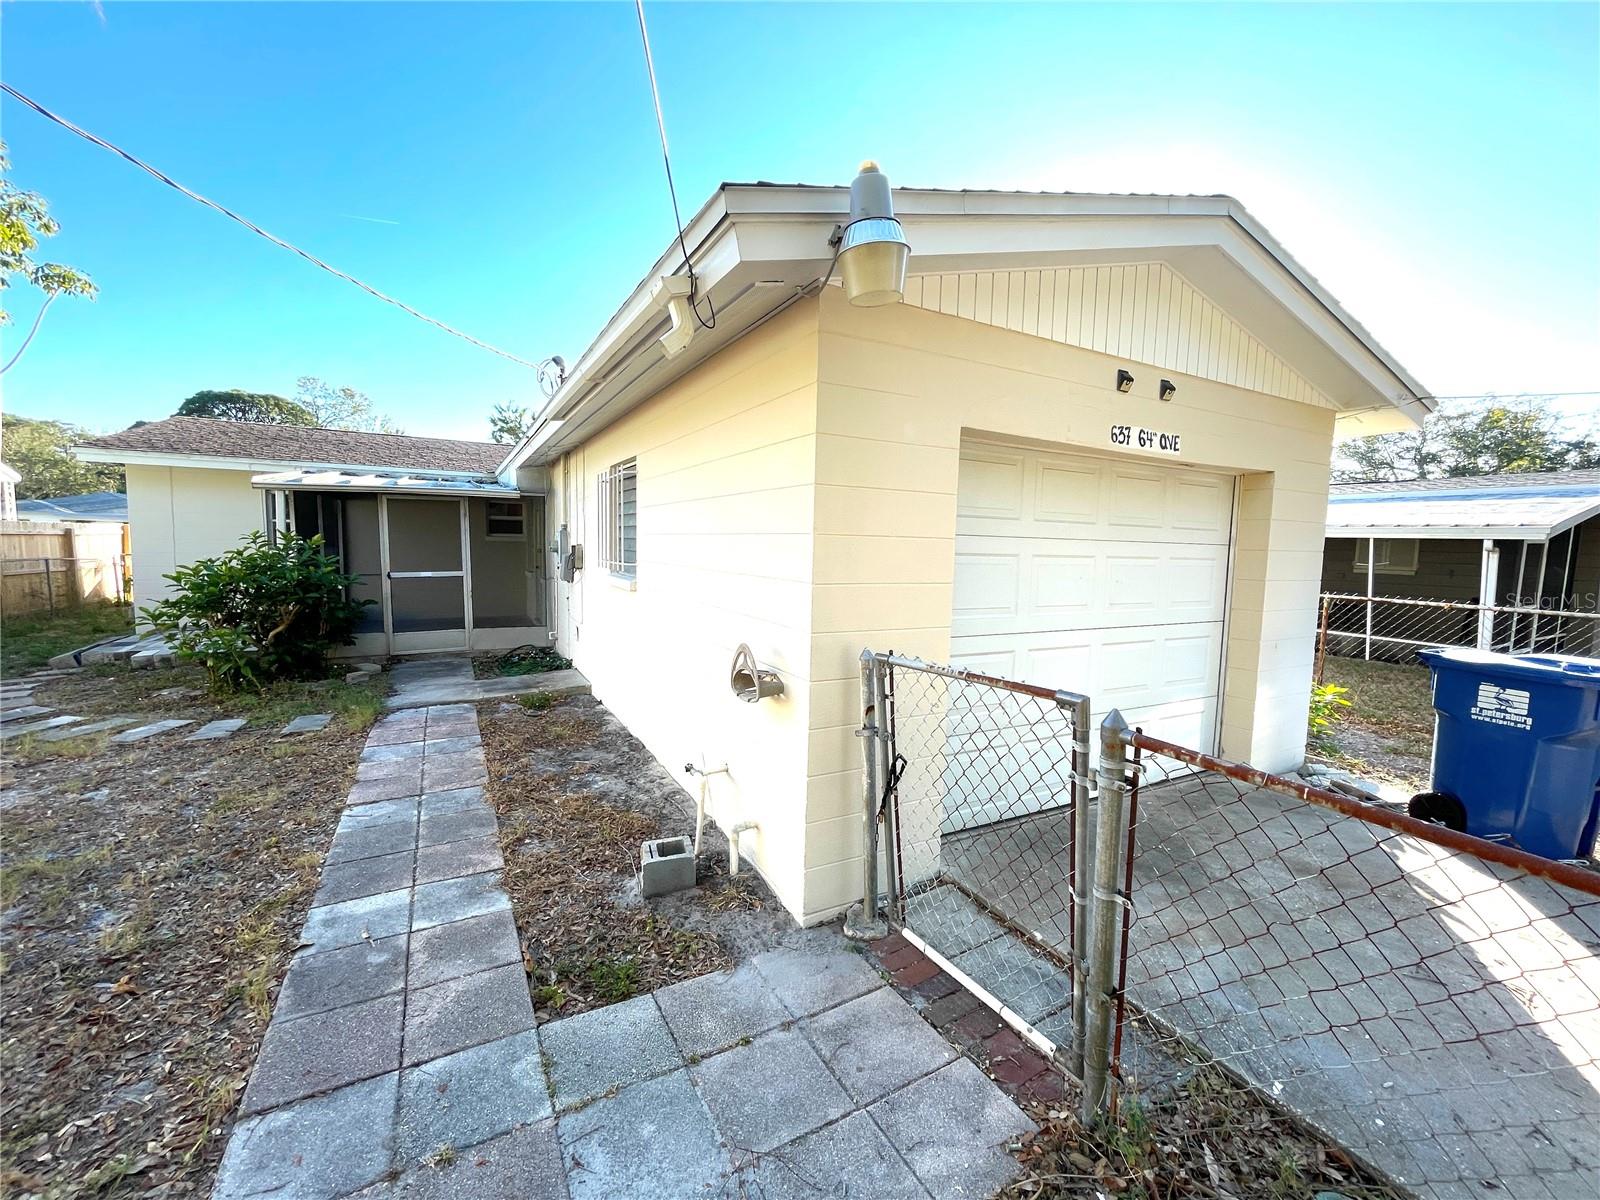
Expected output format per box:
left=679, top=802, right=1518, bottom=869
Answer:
left=485, top=499, right=525, bottom=539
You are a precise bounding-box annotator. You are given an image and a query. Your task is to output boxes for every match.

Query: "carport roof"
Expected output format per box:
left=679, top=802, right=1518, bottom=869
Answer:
left=250, top=469, right=518, bottom=497
left=1326, top=470, right=1600, bottom=541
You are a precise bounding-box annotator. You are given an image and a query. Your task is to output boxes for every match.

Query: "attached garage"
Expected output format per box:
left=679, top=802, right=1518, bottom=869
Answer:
left=951, top=440, right=1234, bottom=755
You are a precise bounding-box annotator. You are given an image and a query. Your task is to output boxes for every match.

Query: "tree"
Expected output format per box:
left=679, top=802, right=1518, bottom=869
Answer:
left=1, top=141, right=97, bottom=372
left=1335, top=398, right=1600, bottom=482
left=1, top=413, right=124, bottom=499
left=489, top=400, right=533, bottom=445
left=295, top=377, right=401, bottom=433
left=176, top=389, right=315, bottom=425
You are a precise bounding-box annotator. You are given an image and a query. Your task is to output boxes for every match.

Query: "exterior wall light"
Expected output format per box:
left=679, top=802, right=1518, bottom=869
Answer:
left=830, top=160, right=910, bottom=307
left=1159, top=379, right=1177, bottom=402
left=1116, top=369, right=1135, bottom=393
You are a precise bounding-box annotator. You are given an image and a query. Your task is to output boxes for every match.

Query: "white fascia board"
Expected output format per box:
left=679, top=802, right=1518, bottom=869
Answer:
left=73, top=447, right=491, bottom=480
left=1328, top=525, right=1553, bottom=541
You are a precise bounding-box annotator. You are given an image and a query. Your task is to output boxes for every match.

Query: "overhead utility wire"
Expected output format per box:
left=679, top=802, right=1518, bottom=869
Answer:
left=1, top=82, right=542, bottom=369
left=1422, top=390, right=1599, bottom=401
left=633, top=0, right=714, bottom=331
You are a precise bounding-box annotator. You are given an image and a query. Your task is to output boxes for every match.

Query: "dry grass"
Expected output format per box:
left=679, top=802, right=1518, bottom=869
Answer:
left=481, top=704, right=731, bottom=1019
left=1320, top=657, right=1433, bottom=754
left=0, top=714, right=364, bottom=1195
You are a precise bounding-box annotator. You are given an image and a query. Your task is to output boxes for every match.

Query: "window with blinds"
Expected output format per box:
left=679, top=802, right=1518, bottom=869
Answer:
left=597, top=458, right=638, bottom=578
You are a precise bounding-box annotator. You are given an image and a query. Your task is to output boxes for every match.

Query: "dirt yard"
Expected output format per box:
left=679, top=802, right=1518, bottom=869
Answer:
left=1313, top=657, right=1434, bottom=790
left=480, top=694, right=831, bottom=1021
left=0, top=666, right=384, bottom=1197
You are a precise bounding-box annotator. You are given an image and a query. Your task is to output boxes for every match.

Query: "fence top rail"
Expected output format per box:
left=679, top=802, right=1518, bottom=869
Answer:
left=873, top=651, right=1091, bottom=710
left=1321, top=592, right=1600, bottom=621
left=1122, top=727, right=1600, bottom=899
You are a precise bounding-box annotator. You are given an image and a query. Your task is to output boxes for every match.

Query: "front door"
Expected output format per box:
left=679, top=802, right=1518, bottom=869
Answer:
left=382, top=496, right=470, bottom=654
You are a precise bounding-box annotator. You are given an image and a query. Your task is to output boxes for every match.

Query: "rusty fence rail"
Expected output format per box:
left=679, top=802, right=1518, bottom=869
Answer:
left=1097, top=719, right=1600, bottom=1200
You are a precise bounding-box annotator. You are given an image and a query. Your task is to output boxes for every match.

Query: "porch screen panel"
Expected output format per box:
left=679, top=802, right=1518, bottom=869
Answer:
left=343, top=497, right=385, bottom=634
left=388, top=498, right=463, bottom=571
left=391, top=576, right=467, bottom=634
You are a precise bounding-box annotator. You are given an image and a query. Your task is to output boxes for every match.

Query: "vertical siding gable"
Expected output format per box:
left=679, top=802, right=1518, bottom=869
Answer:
left=901, top=263, right=1333, bottom=410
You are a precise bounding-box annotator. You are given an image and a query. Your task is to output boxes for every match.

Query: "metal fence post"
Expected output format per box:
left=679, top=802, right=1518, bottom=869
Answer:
left=1082, top=709, right=1130, bottom=1124
left=845, top=650, right=888, bottom=941
left=1061, top=691, right=1093, bottom=1080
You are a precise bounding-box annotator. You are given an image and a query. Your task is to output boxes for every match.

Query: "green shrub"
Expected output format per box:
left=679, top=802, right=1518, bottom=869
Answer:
left=142, top=532, right=370, bottom=692
left=1308, top=681, right=1353, bottom=749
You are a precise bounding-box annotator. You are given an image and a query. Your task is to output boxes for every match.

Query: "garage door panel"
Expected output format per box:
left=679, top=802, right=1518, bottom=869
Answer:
left=953, top=540, right=1229, bottom=636
left=1172, top=476, right=1233, bottom=535
left=1035, top=460, right=1101, bottom=525
left=956, top=450, right=1026, bottom=521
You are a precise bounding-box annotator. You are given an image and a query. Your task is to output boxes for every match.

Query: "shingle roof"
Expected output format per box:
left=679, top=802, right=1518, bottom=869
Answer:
left=82, top=416, right=502, bottom=475
left=1331, top=469, right=1600, bottom=495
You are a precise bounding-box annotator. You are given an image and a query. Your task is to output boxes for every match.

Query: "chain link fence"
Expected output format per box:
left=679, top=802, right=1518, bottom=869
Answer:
left=1319, top=592, right=1600, bottom=664
left=1106, top=728, right=1600, bottom=1200
left=862, top=652, right=1092, bottom=1071
left=857, top=649, right=1600, bottom=1200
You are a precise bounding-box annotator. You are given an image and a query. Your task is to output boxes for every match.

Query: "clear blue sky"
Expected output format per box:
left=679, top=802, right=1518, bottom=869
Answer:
left=4, top=1, right=1596, bottom=441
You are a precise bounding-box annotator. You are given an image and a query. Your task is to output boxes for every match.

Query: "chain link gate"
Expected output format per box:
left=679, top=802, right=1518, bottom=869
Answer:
left=850, top=650, right=1094, bottom=1075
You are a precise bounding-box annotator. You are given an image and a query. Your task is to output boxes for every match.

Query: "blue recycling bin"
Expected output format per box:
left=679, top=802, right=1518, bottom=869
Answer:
left=1414, top=648, right=1600, bottom=860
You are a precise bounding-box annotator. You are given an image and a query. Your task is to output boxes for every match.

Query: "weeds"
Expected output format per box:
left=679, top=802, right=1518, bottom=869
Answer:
left=518, top=690, right=556, bottom=712
left=586, top=957, right=641, bottom=1003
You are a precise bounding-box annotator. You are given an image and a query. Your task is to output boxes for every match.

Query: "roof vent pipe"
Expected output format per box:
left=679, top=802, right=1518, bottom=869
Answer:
left=834, top=160, right=910, bottom=307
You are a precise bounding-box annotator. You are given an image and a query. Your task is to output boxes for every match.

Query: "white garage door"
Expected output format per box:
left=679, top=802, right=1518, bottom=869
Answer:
left=951, top=441, right=1234, bottom=783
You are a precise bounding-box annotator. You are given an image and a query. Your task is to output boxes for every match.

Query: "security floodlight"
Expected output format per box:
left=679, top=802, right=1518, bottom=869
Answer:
left=835, top=161, right=910, bottom=307
left=1159, top=379, right=1177, bottom=402
left=1116, top=369, right=1135, bottom=393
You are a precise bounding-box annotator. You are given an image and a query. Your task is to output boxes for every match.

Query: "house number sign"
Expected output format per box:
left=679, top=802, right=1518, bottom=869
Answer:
left=1109, top=423, right=1182, bottom=456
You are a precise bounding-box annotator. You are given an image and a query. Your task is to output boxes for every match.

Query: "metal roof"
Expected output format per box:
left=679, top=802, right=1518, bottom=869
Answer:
left=1326, top=472, right=1600, bottom=541
left=14, top=492, right=129, bottom=523
left=251, top=470, right=518, bottom=498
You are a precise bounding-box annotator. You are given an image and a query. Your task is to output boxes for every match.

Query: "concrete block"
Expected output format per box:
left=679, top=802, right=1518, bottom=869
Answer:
left=867, top=1058, right=1034, bottom=1198
left=214, top=1072, right=398, bottom=1200
left=407, top=908, right=522, bottom=991
left=640, top=837, right=695, bottom=899
left=283, top=713, right=333, bottom=734
left=750, top=946, right=884, bottom=1018
left=109, top=718, right=193, bottom=743
left=396, top=1030, right=550, bottom=1163
left=653, top=961, right=789, bottom=1059
left=556, top=1069, right=728, bottom=1200
left=242, top=993, right=404, bottom=1115
left=1, top=714, right=82, bottom=738
left=186, top=718, right=247, bottom=741
left=402, top=963, right=534, bottom=1066
left=690, top=1027, right=851, bottom=1154
left=38, top=715, right=138, bottom=741
left=732, top=1110, right=931, bottom=1199
left=540, top=994, right=682, bottom=1109
left=277, top=933, right=408, bottom=1021
left=803, top=986, right=957, bottom=1104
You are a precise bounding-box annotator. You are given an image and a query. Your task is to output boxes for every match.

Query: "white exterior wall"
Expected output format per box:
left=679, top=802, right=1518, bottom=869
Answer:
left=546, top=303, right=823, bottom=921
left=803, top=287, right=1334, bottom=922
left=125, top=464, right=263, bottom=621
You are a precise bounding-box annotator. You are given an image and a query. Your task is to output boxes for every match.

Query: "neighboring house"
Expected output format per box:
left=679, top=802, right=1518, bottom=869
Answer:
left=1321, top=469, right=1600, bottom=657
left=486, top=181, right=1429, bottom=925
left=14, top=491, right=130, bottom=524
left=0, top=462, right=18, bottom=521
left=75, top=417, right=545, bottom=656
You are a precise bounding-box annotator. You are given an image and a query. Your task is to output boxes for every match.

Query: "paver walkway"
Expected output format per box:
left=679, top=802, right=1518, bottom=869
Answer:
left=385, top=656, right=589, bottom=710
left=215, top=702, right=1034, bottom=1200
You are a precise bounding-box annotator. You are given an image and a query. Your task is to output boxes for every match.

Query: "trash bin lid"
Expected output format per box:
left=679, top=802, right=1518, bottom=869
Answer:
left=1418, top=646, right=1600, bottom=687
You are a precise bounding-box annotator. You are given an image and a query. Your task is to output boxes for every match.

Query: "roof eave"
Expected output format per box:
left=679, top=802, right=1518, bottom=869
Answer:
left=75, top=446, right=494, bottom=480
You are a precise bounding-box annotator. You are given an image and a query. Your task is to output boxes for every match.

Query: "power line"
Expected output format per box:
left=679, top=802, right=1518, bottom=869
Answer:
left=633, top=0, right=714, bottom=331
left=2, top=82, right=543, bottom=370
left=1425, top=390, right=1600, bottom=401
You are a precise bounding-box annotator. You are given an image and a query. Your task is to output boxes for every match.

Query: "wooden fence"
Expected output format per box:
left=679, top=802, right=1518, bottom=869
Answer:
left=0, top=521, right=130, bottom=616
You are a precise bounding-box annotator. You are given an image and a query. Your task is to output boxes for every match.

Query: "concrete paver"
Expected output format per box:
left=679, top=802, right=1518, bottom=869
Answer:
left=3, top=714, right=84, bottom=738
left=417, top=806, right=497, bottom=848
left=402, top=962, right=534, bottom=1066
left=407, top=908, right=521, bottom=990
left=557, top=1069, right=730, bottom=1200
left=804, top=985, right=959, bottom=1104
left=732, top=1109, right=932, bottom=1199
left=411, top=871, right=509, bottom=930
left=367, top=1122, right=568, bottom=1200
left=541, top=993, right=683, bottom=1110
left=415, top=835, right=502, bottom=884
left=110, top=718, right=194, bottom=743
left=750, top=945, right=885, bottom=1018
left=395, top=1030, right=549, bottom=1162
left=314, top=850, right=417, bottom=907
left=215, top=1072, right=398, bottom=1200
left=868, top=1057, right=1034, bottom=1198
left=276, top=934, right=408, bottom=1021
left=653, top=961, right=790, bottom=1059
left=242, top=993, right=404, bottom=1114
left=186, top=718, right=247, bottom=740
left=691, top=1026, right=853, bottom=1155
left=420, top=785, right=489, bottom=817
left=37, top=715, right=138, bottom=741
left=299, top=888, right=413, bottom=954
left=283, top=713, right=333, bottom=734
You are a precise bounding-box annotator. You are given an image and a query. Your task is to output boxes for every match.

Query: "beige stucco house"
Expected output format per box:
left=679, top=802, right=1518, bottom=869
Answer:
left=82, top=181, right=1429, bottom=927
